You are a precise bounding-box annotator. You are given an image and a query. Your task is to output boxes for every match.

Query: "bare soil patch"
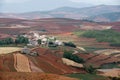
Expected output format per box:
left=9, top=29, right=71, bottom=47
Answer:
left=0, top=72, right=78, bottom=80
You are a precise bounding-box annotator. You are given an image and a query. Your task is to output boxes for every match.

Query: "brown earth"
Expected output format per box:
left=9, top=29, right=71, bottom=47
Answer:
left=100, top=21, right=120, bottom=31
left=0, top=18, right=114, bottom=35
left=0, top=54, right=16, bottom=72
left=0, top=72, right=78, bottom=80
left=29, top=47, right=85, bottom=74
left=0, top=33, right=11, bottom=39
left=0, top=47, right=85, bottom=74
left=77, top=53, right=120, bottom=67
left=98, top=68, right=120, bottom=77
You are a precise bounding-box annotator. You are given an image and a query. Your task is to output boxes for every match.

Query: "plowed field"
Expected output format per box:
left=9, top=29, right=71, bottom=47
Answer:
left=14, top=53, right=31, bottom=72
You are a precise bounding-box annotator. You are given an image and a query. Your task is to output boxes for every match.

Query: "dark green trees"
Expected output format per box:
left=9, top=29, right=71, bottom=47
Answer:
left=0, top=36, right=29, bottom=46
left=84, top=65, right=96, bottom=74
left=37, top=39, right=41, bottom=45
left=0, top=38, right=14, bottom=45
left=64, top=42, right=76, bottom=48
left=63, top=51, right=85, bottom=63
left=15, top=36, right=29, bottom=44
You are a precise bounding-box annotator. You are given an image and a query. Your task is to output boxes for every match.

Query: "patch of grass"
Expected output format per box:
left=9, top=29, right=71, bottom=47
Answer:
left=84, top=47, right=107, bottom=53
left=101, top=63, right=120, bottom=69
left=66, top=73, right=108, bottom=80
left=74, top=30, right=86, bottom=36
left=48, top=46, right=58, bottom=50
left=0, top=44, right=26, bottom=47
left=74, top=29, right=120, bottom=47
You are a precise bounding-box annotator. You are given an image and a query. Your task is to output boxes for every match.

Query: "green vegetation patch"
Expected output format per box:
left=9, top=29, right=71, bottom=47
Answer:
left=63, top=51, right=85, bottom=63
left=101, top=63, right=120, bottom=69
left=84, top=47, right=107, bottom=53
left=0, top=36, right=29, bottom=46
left=66, top=73, right=108, bottom=80
left=74, top=29, right=120, bottom=47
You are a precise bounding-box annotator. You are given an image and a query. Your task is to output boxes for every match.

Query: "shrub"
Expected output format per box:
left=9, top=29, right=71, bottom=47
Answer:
left=75, top=29, right=120, bottom=47
left=0, top=38, right=14, bottom=45
left=15, top=36, right=29, bottom=44
left=109, top=77, right=120, bottom=80
left=64, top=42, right=76, bottom=48
left=63, top=51, right=85, bottom=63
left=110, top=43, right=120, bottom=47
left=84, top=65, right=96, bottom=74
left=37, top=39, right=41, bottom=45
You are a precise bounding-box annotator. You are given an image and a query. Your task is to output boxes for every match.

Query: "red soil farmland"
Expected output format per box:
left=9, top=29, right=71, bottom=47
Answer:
left=0, top=72, right=78, bottom=80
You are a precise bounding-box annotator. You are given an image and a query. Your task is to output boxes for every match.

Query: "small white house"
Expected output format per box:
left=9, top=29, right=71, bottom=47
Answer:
left=27, top=39, right=38, bottom=46
left=55, top=40, right=63, bottom=46
left=21, top=46, right=31, bottom=54
left=21, top=46, right=39, bottom=56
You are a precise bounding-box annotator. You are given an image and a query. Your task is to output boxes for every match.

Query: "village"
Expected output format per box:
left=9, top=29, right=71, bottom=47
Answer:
left=19, top=31, right=64, bottom=56
left=23, top=31, right=64, bottom=47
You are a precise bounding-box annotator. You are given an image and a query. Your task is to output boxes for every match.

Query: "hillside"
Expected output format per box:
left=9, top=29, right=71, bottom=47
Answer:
left=0, top=18, right=113, bottom=35
left=0, top=72, right=77, bottom=80
left=0, top=5, right=120, bottom=22
left=89, top=12, right=120, bottom=22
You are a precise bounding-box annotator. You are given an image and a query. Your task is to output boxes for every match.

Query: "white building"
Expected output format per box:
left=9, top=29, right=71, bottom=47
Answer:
left=55, top=40, right=63, bottom=46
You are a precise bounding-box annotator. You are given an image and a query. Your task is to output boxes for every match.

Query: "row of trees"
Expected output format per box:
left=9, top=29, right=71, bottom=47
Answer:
left=0, top=38, right=14, bottom=45
left=64, top=42, right=76, bottom=48
left=0, top=36, right=29, bottom=45
left=63, top=51, right=85, bottom=63
left=63, top=51, right=97, bottom=74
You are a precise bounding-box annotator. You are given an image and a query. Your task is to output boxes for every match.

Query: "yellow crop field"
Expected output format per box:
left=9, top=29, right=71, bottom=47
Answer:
left=0, top=47, right=22, bottom=54
left=14, top=53, right=31, bottom=72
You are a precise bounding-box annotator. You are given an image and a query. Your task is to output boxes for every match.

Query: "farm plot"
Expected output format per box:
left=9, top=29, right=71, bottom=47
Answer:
left=77, top=53, right=120, bottom=67
left=0, top=72, right=78, bottom=80
left=0, top=54, right=16, bottom=72
left=98, top=68, right=120, bottom=77
left=0, top=47, right=22, bottom=54
left=28, top=47, right=85, bottom=74
left=14, top=53, right=31, bottom=72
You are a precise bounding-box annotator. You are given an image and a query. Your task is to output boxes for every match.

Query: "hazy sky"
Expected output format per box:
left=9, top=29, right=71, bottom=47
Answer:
left=0, top=0, right=119, bottom=13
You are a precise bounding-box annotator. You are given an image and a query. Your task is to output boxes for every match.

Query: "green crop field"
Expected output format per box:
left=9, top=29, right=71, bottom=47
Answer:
left=66, top=73, right=109, bottom=80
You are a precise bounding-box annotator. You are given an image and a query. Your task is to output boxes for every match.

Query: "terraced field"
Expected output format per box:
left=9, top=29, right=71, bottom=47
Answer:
left=98, top=68, right=120, bottom=77
left=28, top=47, right=85, bottom=74
left=14, top=53, right=31, bottom=72
left=0, top=47, right=84, bottom=74
left=0, top=47, right=22, bottom=54
left=0, top=72, right=78, bottom=80
left=77, top=53, right=120, bottom=67
left=0, top=54, right=16, bottom=72
left=0, top=46, right=119, bottom=79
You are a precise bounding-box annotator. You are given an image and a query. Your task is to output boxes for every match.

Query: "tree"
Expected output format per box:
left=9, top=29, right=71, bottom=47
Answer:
left=37, top=39, right=41, bottom=45
left=64, top=42, right=76, bottom=48
left=63, top=51, right=85, bottom=63
left=84, top=65, right=96, bottom=74
left=15, top=36, right=29, bottom=44
left=4, top=38, right=14, bottom=44
left=0, top=38, right=14, bottom=45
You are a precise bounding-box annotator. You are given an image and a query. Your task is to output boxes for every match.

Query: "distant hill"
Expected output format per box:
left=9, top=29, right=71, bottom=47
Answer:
left=89, top=12, right=120, bottom=22
left=0, top=5, right=120, bottom=22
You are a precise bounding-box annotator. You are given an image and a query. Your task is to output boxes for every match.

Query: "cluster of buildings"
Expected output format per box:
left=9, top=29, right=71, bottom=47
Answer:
left=23, top=31, right=63, bottom=47
left=20, top=31, right=64, bottom=56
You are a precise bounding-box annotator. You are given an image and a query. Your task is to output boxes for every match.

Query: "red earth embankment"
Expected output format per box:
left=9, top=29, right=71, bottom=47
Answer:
left=0, top=72, right=78, bottom=80
left=29, top=47, right=85, bottom=74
